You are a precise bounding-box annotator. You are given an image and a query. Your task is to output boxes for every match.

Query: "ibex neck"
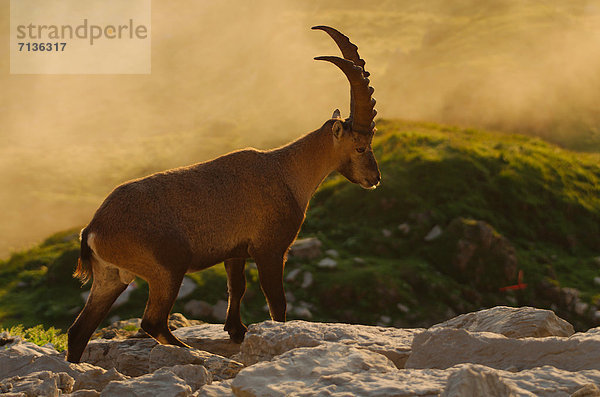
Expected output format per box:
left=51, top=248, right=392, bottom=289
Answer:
left=272, top=125, right=336, bottom=211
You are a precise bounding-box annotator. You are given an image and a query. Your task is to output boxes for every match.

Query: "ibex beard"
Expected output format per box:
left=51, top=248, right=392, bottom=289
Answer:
left=66, top=25, right=380, bottom=363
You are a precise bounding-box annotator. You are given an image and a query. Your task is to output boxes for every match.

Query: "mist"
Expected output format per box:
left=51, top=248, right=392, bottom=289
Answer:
left=2, top=0, right=600, bottom=258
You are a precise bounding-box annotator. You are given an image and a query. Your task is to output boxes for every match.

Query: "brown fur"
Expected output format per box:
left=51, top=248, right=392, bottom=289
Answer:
left=67, top=28, right=380, bottom=363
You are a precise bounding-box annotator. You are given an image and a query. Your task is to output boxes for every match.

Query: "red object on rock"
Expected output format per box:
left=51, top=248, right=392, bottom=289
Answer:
left=499, top=270, right=527, bottom=292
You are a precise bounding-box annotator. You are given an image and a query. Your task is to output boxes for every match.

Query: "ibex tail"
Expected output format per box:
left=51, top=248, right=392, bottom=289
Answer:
left=73, top=227, right=93, bottom=284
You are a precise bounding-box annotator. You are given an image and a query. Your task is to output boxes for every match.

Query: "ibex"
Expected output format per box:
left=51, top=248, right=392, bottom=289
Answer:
left=67, top=25, right=380, bottom=363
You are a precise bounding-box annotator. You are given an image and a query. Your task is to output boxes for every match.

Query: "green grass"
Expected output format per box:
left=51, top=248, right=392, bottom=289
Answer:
left=1, top=324, right=68, bottom=352
left=1, top=119, right=600, bottom=331
left=307, top=120, right=600, bottom=248
left=0, top=229, right=85, bottom=331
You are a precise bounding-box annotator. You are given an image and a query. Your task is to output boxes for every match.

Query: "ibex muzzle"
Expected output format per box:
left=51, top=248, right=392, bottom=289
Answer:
left=67, top=26, right=380, bottom=363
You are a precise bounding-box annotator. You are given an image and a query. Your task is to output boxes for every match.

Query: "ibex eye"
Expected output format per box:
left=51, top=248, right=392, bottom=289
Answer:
left=356, top=147, right=366, bottom=153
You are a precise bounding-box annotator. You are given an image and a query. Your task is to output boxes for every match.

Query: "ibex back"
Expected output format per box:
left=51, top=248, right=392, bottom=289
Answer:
left=67, top=25, right=380, bottom=363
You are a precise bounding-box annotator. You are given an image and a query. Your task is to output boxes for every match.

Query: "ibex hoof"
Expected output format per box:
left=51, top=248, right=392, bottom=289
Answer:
left=224, top=323, right=247, bottom=344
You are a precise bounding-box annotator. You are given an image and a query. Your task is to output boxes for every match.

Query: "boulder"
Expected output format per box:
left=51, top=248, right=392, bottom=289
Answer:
left=194, top=380, right=233, bottom=396
left=73, top=367, right=128, bottom=392
left=0, top=344, right=102, bottom=382
left=177, top=277, right=197, bottom=299
left=168, top=313, right=204, bottom=330
left=5, top=305, right=600, bottom=396
left=288, top=237, right=322, bottom=259
left=0, top=370, right=74, bottom=397
left=239, top=320, right=424, bottom=368
left=440, top=365, right=522, bottom=396
left=424, top=225, right=443, bottom=241
left=406, top=327, right=600, bottom=371
left=441, top=364, right=600, bottom=397
left=284, top=268, right=301, bottom=282
left=432, top=306, right=574, bottom=338
left=211, top=300, right=228, bottom=323
left=81, top=337, right=241, bottom=381
left=300, top=272, right=313, bottom=288
left=324, top=249, right=339, bottom=258
left=571, top=384, right=600, bottom=397
left=1, top=339, right=61, bottom=357
left=70, top=390, right=101, bottom=397
left=100, top=368, right=192, bottom=396
left=173, top=324, right=241, bottom=358
left=431, top=217, right=518, bottom=290
left=81, top=338, right=157, bottom=376
left=234, top=342, right=600, bottom=397
left=184, top=300, right=214, bottom=319
left=112, top=283, right=137, bottom=308
left=317, top=257, right=337, bottom=268
left=149, top=345, right=243, bottom=381
left=161, top=364, right=211, bottom=392
left=232, top=343, right=410, bottom=397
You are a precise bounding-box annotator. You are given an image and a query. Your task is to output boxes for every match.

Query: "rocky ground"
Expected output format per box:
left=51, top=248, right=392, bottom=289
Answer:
left=1, top=306, right=600, bottom=396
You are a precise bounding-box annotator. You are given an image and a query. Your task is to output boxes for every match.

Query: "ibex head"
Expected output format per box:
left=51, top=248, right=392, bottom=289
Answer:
left=313, top=25, right=381, bottom=190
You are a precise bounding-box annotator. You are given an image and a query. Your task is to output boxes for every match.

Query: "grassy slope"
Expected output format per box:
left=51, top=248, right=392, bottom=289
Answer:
left=304, top=120, right=600, bottom=328
left=1, top=119, right=600, bottom=332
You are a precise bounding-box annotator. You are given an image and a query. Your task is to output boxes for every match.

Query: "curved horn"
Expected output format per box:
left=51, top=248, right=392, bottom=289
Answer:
left=315, top=55, right=376, bottom=134
left=311, top=25, right=370, bottom=77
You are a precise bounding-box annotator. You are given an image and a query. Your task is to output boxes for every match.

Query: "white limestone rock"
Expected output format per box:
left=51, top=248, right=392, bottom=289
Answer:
left=184, top=300, right=214, bottom=318
left=444, top=364, right=600, bottom=397
left=5, top=306, right=600, bottom=396
left=177, top=277, right=197, bottom=299
left=0, top=370, right=74, bottom=397
left=571, top=384, right=600, bottom=397
left=406, top=327, right=600, bottom=371
left=239, top=320, right=423, bottom=368
left=161, top=364, right=211, bottom=392
left=173, top=324, right=241, bottom=358
left=284, top=268, right=301, bottom=282
left=1, top=339, right=61, bottom=357
left=0, top=350, right=101, bottom=383
left=149, top=344, right=243, bottom=381
left=233, top=346, right=600, bottom=397
left=211, top=300, right=228, bottom=323
left=70, top=390, right=101, bottom=397
left=80, top=338, right=157, bottom=377
left=112, top=283, right=137, bottom=308
left=317, top=257, right=337, bottom=268
left=232, top=343, right=412, bottom=397
left=100, top=368, right=192, bottom=396
left=300, top=272, right=313, bottom=288
left=288, top=237, right=322, bottom=259
left=424, top=225, right=443, bottom=241
left=194, top=380, right=233, bottom=396
left=73, top=367, right=128, bottom=392
left=432, top=306, right=574, bottom=338
left=441, top=365, right=524, bottom=396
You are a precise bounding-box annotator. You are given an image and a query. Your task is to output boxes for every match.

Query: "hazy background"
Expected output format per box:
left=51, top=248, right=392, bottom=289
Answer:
left=2, top=0, right=600, bottom=258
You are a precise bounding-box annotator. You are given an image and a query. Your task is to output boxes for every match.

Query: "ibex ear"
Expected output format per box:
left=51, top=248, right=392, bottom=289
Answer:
left=332, top=109, right=341, bottom=119
left=332, top=119, right=344, bottom=140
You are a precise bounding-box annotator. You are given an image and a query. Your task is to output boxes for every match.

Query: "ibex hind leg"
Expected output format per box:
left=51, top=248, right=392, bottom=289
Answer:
left=67, top=260, right=128, bottom=363
left=224, top=258, right=247, bottom=343
left=141, top=270, right=189, bottom=347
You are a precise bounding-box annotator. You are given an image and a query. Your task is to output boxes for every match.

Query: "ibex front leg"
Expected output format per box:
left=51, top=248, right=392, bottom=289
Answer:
left=224, top=258, right=247, bottom=343
left=254, top=253, right=287, bottom=322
